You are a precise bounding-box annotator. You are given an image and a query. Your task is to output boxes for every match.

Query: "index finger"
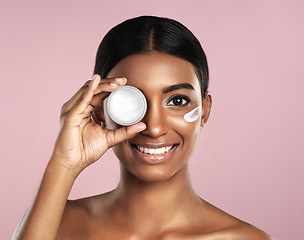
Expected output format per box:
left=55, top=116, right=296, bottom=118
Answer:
left=61, top=76, right=127, bottom=116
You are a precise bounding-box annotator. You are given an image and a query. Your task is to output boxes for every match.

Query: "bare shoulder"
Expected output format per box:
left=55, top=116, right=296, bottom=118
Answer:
left=201, top=202, right=274, bottom=240
left=169, top=201, right=275, bottom=240
left=56, top=192, right=112, bottom=240
left=213, top=221, right=275, bottom=240
left=164, top=220, right=274, bottom=240
left=56, top=198, right=91, bottom=240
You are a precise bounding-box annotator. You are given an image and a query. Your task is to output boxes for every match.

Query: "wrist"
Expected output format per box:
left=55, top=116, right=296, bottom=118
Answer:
left=47, top=155, right=83, bottom=180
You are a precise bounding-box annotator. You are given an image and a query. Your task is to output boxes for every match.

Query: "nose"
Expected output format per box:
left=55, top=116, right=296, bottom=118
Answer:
left=140, top=102, right=169, bottom=138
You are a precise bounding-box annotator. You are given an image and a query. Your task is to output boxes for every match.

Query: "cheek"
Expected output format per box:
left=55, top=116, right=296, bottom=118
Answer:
left=167, top=108, right=201, bottom=144
left=168, top=105, right=202, bottom=129
left=184, top=107, right=201, bottom=123
left=166, top=110, right=201, bottom=171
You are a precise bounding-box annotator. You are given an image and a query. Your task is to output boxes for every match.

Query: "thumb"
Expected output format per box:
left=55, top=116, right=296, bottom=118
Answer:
left=106, top=122, right=146, bottom=148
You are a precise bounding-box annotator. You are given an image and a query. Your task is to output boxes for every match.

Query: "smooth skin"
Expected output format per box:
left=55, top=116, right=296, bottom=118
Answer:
left=13, top=51, right=274, bottom=240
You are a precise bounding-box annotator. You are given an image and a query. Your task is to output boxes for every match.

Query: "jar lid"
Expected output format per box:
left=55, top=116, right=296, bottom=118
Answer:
left=106, top=85, right=147, bottom=126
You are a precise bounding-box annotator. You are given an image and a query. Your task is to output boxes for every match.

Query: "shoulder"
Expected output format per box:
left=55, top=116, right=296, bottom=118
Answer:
left=183, top=201, right=274, bottom=240
left=216, top=221, right=274, bottom=240
left=62, top=191, right=113, bottom=219
left=195, top=218, right=274, bottom=240
left=55, top=199, right=90, bottom=240
left=163, top=222, right=274, bottom=240
left=56, top=193, right=111, bottom=240
left=203, top=206, right=274, bottom=240
left=161, top=200, right=274, bottom=240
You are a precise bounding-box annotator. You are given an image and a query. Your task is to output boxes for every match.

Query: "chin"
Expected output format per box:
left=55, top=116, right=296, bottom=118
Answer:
left=119, top=160, right=188, bottom=184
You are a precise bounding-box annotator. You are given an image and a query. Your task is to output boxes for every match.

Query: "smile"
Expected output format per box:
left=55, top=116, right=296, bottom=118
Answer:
left=131, top=144, right=179, bottom=164
left=135, top=145, right=174, bottom=155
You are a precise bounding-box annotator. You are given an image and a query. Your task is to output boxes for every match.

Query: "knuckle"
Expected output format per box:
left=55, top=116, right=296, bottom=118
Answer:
left=60, top=102, right=69, bottom=116
left=61, top=101, right=68, bottom=111
left=105, top=133, right=113, bottom=148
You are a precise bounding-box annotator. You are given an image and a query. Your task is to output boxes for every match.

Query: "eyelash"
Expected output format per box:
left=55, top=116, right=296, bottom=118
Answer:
left=167, top=95, right=191, bottom=107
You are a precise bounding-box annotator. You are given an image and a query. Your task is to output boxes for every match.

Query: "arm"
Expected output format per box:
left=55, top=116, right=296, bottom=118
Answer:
left=12, top=75, right=146, bottom=240
left=12, top=160, right=77, bottom=240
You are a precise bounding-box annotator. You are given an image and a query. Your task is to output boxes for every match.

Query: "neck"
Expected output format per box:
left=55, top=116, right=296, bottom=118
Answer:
left=110, top=164, right=202, bottom=233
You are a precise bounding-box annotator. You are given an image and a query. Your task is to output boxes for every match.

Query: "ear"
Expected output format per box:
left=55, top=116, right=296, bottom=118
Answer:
left=200, top=91, right=212, bottom=129
left=92, top=103, right=106, bottom=127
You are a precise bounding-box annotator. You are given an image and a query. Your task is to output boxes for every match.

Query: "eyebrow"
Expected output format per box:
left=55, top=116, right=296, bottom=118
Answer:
left=162, top=83, right=195, bottom=94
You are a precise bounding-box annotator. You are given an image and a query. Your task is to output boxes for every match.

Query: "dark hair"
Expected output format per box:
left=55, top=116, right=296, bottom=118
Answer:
left=94, top=16, right=209, bottom=99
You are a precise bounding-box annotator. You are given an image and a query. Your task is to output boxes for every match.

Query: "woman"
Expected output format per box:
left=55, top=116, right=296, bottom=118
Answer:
left=13, top=16, right=273, bottom=239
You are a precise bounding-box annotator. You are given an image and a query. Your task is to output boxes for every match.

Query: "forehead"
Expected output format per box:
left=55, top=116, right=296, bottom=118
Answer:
left=107, top=51, right=201, bottom=92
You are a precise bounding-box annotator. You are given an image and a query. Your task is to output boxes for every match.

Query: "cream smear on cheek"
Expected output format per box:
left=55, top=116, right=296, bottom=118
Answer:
left=183, top=106, right=201, bottom=123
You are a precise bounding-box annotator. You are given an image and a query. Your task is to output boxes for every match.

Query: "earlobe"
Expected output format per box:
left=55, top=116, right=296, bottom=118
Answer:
left=200, top=92, right=212, bottom=129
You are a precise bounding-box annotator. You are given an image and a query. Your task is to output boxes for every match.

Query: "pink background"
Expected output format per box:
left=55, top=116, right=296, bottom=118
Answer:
left=1, top=0, right=303, bottom=239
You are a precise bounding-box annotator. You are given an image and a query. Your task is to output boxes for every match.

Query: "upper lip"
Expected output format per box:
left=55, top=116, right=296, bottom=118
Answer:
left=130, top=143, right=178, bottom=149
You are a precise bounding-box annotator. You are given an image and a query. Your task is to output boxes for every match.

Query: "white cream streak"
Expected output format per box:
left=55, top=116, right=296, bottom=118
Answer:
left=184, top=106, right=201, bottom=123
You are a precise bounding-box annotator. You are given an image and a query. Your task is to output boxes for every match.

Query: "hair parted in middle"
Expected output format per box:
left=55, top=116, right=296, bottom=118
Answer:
left=94, top=16, right=209, bottom=99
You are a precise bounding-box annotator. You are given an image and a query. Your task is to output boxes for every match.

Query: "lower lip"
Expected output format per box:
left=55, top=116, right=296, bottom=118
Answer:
left=132, top=145, right=178, bottom=164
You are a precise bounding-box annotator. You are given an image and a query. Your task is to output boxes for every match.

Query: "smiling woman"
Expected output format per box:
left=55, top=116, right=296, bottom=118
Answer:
left=104, top=52, right=205, bottom=183
left=13, top=16, right=274, bottom=240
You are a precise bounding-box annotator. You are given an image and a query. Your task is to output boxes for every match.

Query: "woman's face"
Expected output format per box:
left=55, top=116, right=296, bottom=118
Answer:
left=105, top=51, right=211, bottom=182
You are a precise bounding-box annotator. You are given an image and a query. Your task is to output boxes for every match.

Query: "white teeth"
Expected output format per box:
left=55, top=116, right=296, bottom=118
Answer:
left=155, top=148, right=161, bottom=154
left=148, top=148, right=155, bottom=154
left=135, top=145, right=174, bottom=155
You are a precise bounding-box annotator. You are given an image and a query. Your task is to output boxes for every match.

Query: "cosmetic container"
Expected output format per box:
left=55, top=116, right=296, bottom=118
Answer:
left=105, top=85, right=147, bottom=126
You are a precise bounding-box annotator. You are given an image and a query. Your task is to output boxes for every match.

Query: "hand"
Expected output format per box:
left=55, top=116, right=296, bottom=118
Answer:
left=51, top=74, right=146, bottom=173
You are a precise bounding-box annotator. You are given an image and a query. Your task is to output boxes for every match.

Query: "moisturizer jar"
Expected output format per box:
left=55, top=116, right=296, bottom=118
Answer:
left=105, top=85, right=147, bottom=126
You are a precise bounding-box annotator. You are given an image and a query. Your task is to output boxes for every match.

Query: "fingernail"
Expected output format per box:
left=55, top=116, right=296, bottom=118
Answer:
left=138, top=123, right=146, bottom=131
left=116, top=77, right=126, bottom=82
left=110, top=83, right=118, bottom=86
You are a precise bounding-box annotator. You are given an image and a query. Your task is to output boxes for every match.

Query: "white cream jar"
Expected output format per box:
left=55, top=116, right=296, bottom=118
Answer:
left=105, top=85, right=147, bottom=126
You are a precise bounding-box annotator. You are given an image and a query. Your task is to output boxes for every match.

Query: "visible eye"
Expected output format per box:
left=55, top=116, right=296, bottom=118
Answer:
left=167, top=95, right=191, bottom=107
